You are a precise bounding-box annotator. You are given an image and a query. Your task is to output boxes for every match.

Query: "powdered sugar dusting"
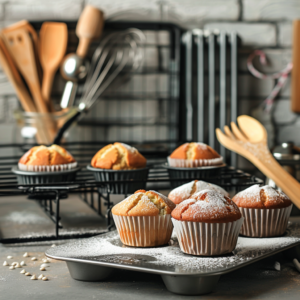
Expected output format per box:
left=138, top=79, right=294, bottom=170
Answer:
left=233, top=185, right=290, bottom=207
left=185, top=189, right=239, bottom=220
left=120, top=143, right=137, bottom=154
left=46, top=222, right=300, bottom=275
left=169, top=181, right=229, bottom=204
left=169, top=181, right=195, bottom=201
left=195, top=181, right=229, bottom=197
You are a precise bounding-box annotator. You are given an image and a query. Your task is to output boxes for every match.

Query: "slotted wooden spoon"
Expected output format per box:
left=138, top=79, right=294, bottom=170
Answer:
left=216, top=115, right=300, bottom=208
left=40, top=22, right=68, bottom=111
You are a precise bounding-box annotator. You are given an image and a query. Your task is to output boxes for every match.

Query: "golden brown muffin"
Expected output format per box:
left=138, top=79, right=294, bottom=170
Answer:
left=19, top=145, right=75, bottom=166
left=91, top=142, right=147, bottom=170
left=168, top=180, right=229, bottom=205
left=232, top=185, right=292, bottom=209
left=170, top=142, right=220, bottom=160
left=112, top=190, right=176, bottom=216
left=171, top=189, right=241, bottom=223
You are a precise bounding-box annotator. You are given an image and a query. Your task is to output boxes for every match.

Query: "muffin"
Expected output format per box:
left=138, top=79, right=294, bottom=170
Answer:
left=168, top=142, right=223, bottom=168
left=88, top=143, right=149, bottom=194
left=172, top=189, right=243, bottom=256
left=91, top=142, right=146, bottom=170
left=18, top=144, right=77, bottom=171
left=168, top=180, right=229, bottom=205
left=112, top=189, right=176, bottom=247
left=232, top=185, right=292, bottom=237
left=12, top=145, right=79, bottom=184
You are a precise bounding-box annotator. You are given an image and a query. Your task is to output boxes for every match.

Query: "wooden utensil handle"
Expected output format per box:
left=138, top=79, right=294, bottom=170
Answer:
left=251, top=153, right=300, bottom=209
left=76, top=37, right=92, bottom=58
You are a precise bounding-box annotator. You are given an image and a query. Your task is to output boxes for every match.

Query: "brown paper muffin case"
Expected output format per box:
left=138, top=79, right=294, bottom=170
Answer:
left=18, top=162, right=77, bottom=172
left=113, top=214, right=173, bottom=247
left=167, top=156, right=223, bottom=168
left=172, top=217, right=244, bottom=256
left=239, top=205, right=292, bottom=237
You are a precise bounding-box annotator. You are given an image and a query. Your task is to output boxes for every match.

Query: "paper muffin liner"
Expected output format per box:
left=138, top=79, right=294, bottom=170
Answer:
left=172, top=217, right=244, bottom=256
left=239, top=205, right=292, bottom=237
left=113, top=214, right=173, bottom=247
left=18, top=162, right=77, bottom=172
left=167, top=156, right=223, bottom=168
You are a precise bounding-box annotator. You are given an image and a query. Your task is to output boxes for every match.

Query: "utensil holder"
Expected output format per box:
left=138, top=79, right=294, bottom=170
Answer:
left=14, top=108, right=77, bottom=145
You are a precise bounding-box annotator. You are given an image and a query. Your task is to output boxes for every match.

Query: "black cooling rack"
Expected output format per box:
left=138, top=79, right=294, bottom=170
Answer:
left=0, top=142, right=263, bottom=243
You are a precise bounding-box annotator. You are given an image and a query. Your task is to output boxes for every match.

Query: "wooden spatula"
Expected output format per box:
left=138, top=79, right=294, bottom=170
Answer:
left=216, top=115, right=300, bottom=209
left=2, top=20, right=42, bottom=81
left=1, top=27, right=49, bottom=114
left=0, top=36, right=49, bottom=143
left=40, top=22, right=68, bottom=111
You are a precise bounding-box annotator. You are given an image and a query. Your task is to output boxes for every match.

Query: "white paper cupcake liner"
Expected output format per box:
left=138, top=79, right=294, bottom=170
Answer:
left=239, top=205, right=292, bottom=237
left=18, top=162, right=77, bottom=172
left=172, top=217, right=244, bottom=256
left=167, top=156, right=223, bottom=168
left=113, top=214, right=173, bottom=247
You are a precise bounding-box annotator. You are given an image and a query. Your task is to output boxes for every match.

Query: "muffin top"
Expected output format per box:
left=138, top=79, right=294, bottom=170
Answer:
left=168, top=180, right=229, bottom=205
left=232, top=185, right=292, bottom=209
left=171, top=189, right=241, bottom=223
left=91, top=142, right=147, bottom=170
left=19, top=145, right=75, bottom=166
left=112, top=190, right=176, bottom=216
left=169, top=142, right=220, bottom=160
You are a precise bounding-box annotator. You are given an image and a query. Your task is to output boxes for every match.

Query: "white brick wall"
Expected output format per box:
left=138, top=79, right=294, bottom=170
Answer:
left=243, top=0, right=300, bottom=21
left=204, top=22, right=277, bottom=46
left=0, top=0, right=298, bottom=164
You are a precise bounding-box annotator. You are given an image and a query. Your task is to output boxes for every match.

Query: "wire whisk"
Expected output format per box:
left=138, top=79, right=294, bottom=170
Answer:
left=54, top=28, right=145, bottom=144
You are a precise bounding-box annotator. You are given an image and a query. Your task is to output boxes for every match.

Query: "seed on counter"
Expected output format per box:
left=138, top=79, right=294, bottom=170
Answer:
left=51, top=244, right=56, bottom=247
left=30, top=275, right=37, bottom=280
left=40, top=263, right=49, bottom=268
left=23, top=252, right=29, bottom=257
left=15, top=263, right=21, bottom=268
left=20, top=261, right=26, bottom=266
left=20, top=269, right=26, bottom=274
left=274, top=261, right=281, bottom=271
left=38, top=274, right=44, bottom=280
left=9, top=266, right=15, bottom=270
left=42, top=258, right=50, bottom=263
left=31, top=257, right=37, bottom=261
left=25, top=272, right=31, bottom=276
left=7, top=256, right=13, bottom=259
left=3, top=261, right=9, bottom=266
left=40, top=266, right=46, bottom=271
left=42, top=277, right=48, bottom=281
left=11, top=262, right=18, bottom=266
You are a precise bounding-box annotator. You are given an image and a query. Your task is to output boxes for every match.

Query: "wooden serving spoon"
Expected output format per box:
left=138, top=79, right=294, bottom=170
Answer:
left=40, top=22, right=68, bottom=111
left=216, top=115, right=300, bottom=209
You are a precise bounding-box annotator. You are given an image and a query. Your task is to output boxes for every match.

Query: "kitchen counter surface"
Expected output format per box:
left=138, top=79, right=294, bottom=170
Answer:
left=1, top=233, right=300, bottom=300
left=1, top=195, right=300, bottom=299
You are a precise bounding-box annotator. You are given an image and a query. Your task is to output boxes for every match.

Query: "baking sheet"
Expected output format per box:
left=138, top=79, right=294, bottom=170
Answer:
left=46, top=222, right=300, bottom=276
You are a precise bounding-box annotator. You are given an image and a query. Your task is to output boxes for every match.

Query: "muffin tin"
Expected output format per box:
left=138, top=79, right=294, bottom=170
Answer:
left=12, top=166, right=81, bottom=184
left=46, top=222, right=300, bottom=296
left=87, top=165, right=149, bottom=194
left=163, top=163, right=227, bottom=188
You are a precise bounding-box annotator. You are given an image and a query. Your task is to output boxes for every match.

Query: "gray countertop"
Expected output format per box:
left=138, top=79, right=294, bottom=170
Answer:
left=1, top=234, right=300, bottom=300
left=1, top=195, right=300, bottom=299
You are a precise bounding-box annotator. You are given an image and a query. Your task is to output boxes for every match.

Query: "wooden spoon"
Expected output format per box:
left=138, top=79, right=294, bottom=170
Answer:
left=216, top=115, right=300, bottom=208
left=40, top=22, right=68, bottom=111
left=76, top=5, right=104, bottom=58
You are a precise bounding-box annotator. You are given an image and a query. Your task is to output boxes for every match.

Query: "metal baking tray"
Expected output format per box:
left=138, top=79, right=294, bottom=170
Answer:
left=46, top=222, right=300, bottom=295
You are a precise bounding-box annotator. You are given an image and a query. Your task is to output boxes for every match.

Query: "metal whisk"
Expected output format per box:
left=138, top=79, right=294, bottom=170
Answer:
left=53, top=28, right=145, bottom=144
